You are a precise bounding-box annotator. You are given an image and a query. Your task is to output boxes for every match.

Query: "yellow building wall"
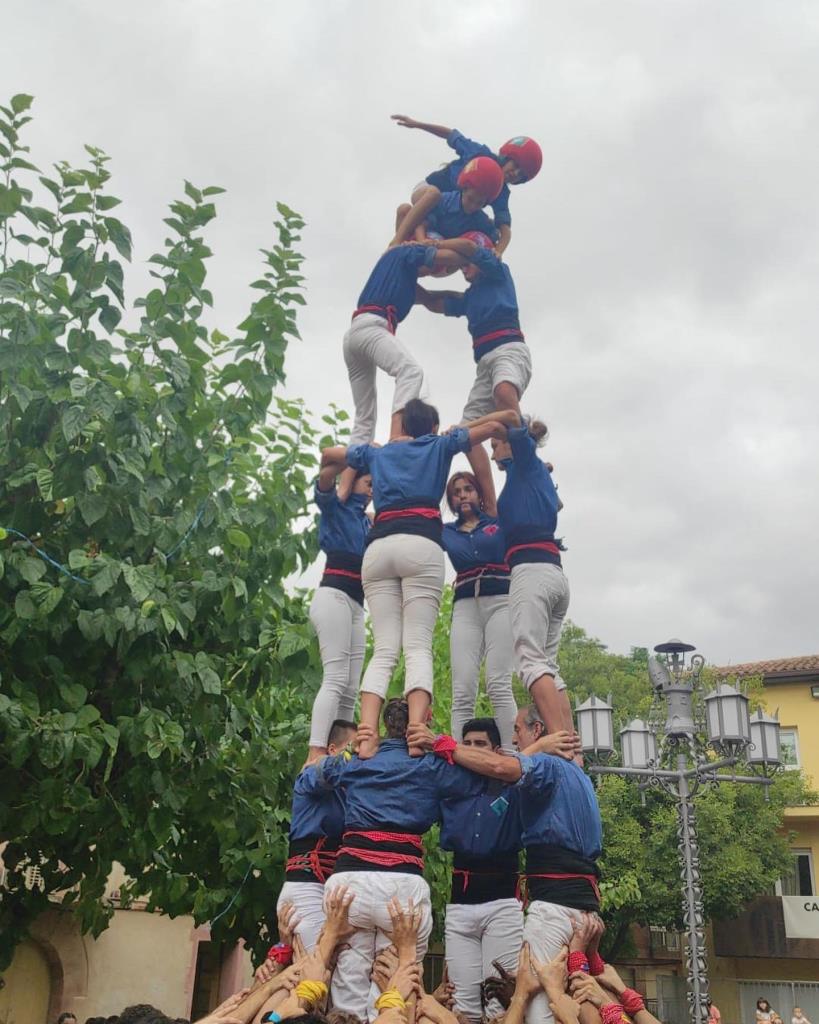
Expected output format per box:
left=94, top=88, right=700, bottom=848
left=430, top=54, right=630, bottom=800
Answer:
left=762, top=682, right=819, bottom=789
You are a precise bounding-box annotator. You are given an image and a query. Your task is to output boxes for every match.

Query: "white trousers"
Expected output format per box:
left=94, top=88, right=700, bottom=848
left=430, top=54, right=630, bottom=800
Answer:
left=450, top=595, right=516, bottom=750
left=445, top=899, right=524, bottom=1023
left=361, top=534, right=445, bottom=698
left=523, top=901, right=583, bottom=1024
left=308, top=586, right=365, bottom=747
left=461, top=343, right=533, bottom=422
left=509, top=563, right=570, bottom=690
left=326, top=871, right=433, bottom=1021
left=275, top=880, right=326, bottom=952
left=343, top=313, right=424, bottom=445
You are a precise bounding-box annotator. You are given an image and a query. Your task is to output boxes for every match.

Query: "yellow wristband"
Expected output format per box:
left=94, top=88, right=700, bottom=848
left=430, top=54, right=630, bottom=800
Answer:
left=375, top=990, right=407, bottom=1010
left=295, top=980, right=328, bottom=1007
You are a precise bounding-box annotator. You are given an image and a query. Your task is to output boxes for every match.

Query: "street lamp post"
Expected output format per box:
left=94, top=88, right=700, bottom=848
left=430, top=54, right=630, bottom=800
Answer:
left=575, top=640, right=782, bottom=1024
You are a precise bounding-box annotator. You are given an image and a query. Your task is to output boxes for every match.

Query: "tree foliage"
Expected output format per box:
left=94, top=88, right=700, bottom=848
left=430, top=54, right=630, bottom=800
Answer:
left=0, top=94, right=340, bottom=967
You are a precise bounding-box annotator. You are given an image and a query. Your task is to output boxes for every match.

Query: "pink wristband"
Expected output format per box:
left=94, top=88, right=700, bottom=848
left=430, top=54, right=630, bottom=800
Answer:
left=621, top=989, right=645, bottom=1016
left=433, top=734, right=458, bottom=765
left=601, top=1004, right=629, bottom=1024
left=588, top=952, right=606, bottom=976
left=568, top=950, right=590, bottom=974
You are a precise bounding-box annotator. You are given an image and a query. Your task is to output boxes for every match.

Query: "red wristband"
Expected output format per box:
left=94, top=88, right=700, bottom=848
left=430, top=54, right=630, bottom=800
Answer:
left=601, top=1004, right=629, bottom=1024
left=588, top=952, right=606, bottom=976
left=267, top=943, right=293, bottom=965
left=568, top=950, right=590, bottom=974
left=621, top=989, right=645, bottom=1016
left=433, top=734, right=458, bottom=765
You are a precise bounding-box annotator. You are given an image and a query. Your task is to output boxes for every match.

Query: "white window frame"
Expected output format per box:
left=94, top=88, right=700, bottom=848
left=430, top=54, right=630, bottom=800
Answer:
left=779, top=726, right=800, bottom=769
left=775, top=847, right=815, bottom=897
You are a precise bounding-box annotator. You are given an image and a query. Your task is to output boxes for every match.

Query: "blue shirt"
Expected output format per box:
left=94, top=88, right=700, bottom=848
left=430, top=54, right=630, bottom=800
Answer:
left=497, top=427, right=561, bottom=552
left=290, top=763, right=347, bottom=842
left=439, top=781, right=522, bottom=859
left=426, top=191, right=499, bottom=244
left=442, top=513, right=508, bottom=573
left=444, top=248, right=521, bottom=357
left=347, top=431, right=471, bottom=512
left=514, top=754, right=602, bottom=859
left=425, top=130, right=512, bottom=228
left=314, top=482, right=370, bottom=557
left=317, top=738, right=484, bottom=832
left=357, top=245, right=437, bottom=325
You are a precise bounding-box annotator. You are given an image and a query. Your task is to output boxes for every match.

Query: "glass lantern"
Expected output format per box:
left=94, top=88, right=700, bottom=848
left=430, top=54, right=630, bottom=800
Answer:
left=575, top=694, right=614, bottom=757
left=747, top=708, right=782, bottom=766
left=704, top=684, right=751, bottom=751
left=620, top=718, right=658, bottom=769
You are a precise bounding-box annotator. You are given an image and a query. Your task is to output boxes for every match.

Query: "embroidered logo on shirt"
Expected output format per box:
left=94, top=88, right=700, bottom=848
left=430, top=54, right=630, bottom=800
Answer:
left=482, top=524, right=499, bottom=535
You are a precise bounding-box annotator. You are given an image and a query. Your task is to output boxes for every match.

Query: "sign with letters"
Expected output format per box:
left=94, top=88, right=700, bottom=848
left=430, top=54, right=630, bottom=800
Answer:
left=782, top=895, right=819, bottom=939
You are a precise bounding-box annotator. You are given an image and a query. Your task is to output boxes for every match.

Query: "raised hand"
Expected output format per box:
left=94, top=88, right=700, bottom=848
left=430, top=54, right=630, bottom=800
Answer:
left=392, top=114, right=419, bottom=129
left=405, top=722, right=437, bottom=752
left=192, top=988, right=251, bottom=1024
left=388, top=896, right=422, bottom=960
left=277, top=902, right=300, bottom=947
left=535, top=947, right=569, bottom=999
left=432, top=966, right=455, bottom=1010
left=372, top=944, right=401, bottom=992
left=481, top=960, right=516, bottom=1011
left=512, top=943, right=542, bottom=1003
left=388, top=961, right=423, bottom=1001
left=569, top=914, right=595, bottom=953
left=569, top=972, right=610, bottom=1008
left=323, top=883, right=356, bottom=941
left=540, top=730, right=582, bottom=761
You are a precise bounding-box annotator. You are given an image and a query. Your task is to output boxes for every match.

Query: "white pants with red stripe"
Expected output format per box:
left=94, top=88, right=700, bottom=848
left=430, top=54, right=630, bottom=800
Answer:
left=343, top=312, right=424, bottom=445
left=445, top=898, right=524, bottom=1023
left=361, top=534, right=445, bottom=698
left=325, top=870, right=433, bottom=1021
left=275, top=880, right=326, bottom=952
left=450, top=594, right=516, bottom=750
left=523, top=901, right=584, bottom=1024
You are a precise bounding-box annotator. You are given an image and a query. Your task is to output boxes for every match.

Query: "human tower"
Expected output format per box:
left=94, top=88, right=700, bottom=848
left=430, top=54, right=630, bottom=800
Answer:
left=272, top=115, right=605, bottom=1024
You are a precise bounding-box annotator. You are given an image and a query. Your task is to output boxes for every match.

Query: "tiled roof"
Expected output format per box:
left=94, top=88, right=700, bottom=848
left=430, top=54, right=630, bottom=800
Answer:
left=714, top=655, right=819, bottom=679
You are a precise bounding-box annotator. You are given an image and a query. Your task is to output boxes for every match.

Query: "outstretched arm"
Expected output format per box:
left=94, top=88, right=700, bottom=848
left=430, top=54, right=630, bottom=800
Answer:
left=405, top=723, right=522, bottom=782
left=428, top=236, right=478, bottom=260
left=392, top=114, right=452, bottom=138
left=496, top=224, right=512, bottom=257
left=462, top=408, right=521, bottom=431
left=391, top=187, right=441, bottom=246
left=415, top=284, right=464, bottom=315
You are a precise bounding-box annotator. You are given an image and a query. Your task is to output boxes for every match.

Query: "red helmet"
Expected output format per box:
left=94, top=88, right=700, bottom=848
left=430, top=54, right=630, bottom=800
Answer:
left=499, top=136, right=543, bottom=182
left=457, top=156, right=504, bottom=202
left=460, top=230, right=494, bottom=250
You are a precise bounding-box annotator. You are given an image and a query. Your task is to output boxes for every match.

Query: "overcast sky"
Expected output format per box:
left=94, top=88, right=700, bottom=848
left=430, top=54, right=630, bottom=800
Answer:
left=6, top=0, right=818, bottom=666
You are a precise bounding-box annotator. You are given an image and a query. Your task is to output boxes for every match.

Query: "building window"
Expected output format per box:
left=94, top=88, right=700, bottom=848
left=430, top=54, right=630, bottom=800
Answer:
left=649, top=925, right=681, bottom=952
left=779, top=727, right=800, bottom=769
left=777, top=849, right=815, bottom=897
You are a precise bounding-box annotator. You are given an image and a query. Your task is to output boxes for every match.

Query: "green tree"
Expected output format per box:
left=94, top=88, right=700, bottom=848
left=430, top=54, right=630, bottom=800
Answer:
left=0, top=94, right=336, bottom=967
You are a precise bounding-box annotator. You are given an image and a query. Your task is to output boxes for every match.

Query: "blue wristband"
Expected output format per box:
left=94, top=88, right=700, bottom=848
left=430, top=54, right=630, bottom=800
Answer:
left=261, top=1014, right=281, bottom=1023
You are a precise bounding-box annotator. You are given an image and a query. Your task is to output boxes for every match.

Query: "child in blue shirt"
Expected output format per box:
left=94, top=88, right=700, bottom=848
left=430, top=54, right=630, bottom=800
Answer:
left=392, top=114, right=543, bottom=257
left=415, top=231, right=532, bottom=516
left=390, top=156, right=505, bottom=252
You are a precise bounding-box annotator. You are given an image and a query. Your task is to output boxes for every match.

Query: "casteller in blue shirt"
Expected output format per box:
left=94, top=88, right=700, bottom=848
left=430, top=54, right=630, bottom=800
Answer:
left=355, top=244, right=437, bottom=330
left=425, top=130, right=512, bottom=229
left=514, top=752, right=602, bottom=912
left=314, top=481, right=370, bottom=605
left=497, top=426, right=562, bottom=568
left=347, top=431, right=472, bottom=547
left=442, top=513, right=510, bottom=601
left=285, top=762, right=348, bottom=884
left=426, top=190, right=499, bottom=245
left=316, top=738, right=485, bottom=875
left=443, top=247, right=524, bottom=362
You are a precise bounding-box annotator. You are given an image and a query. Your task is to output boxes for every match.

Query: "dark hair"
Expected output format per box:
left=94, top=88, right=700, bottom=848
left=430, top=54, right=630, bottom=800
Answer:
left=117, top=1007, right=168, bottom=1024
left=445, top=471, right=482, bottom=514
left=383, top=698, right=409, bottom=738
left=328, top=719, right=356, bottom=748
left=520, top=704, right=545, bottom=738
left=463, top=717, right=501, bottom=748
left=757, top=1001, right=771, bottom=1012
left=280, top=1015, right=328, bottom=1024
left=401, top=398, right=439, bottom=439
left=85, top=1018, right=107, bottom=1024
